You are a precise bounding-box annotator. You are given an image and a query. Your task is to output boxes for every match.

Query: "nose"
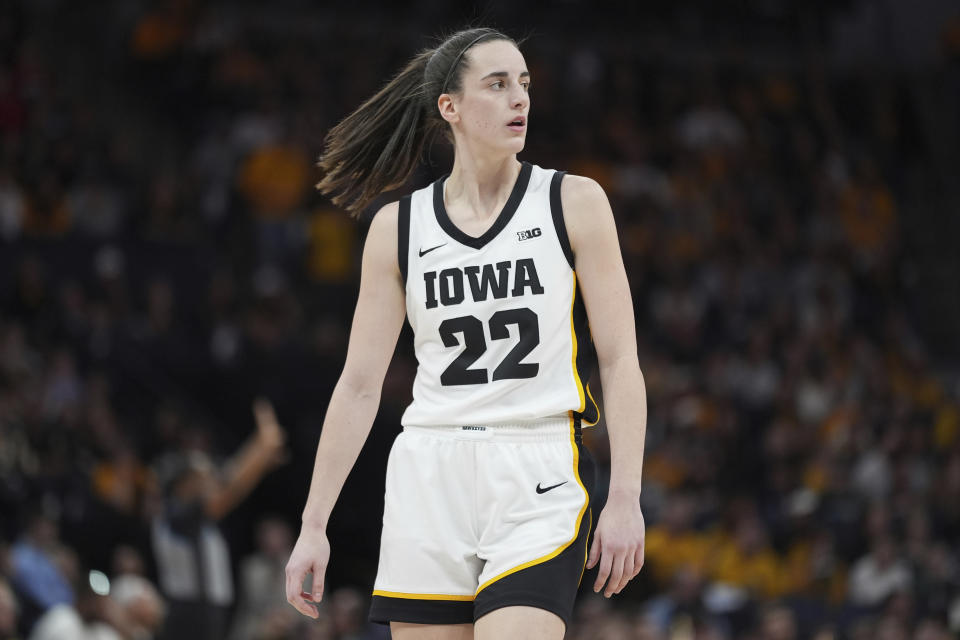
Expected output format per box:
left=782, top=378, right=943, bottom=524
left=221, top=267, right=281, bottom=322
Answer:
left=511, top=85, right=528, bottom=110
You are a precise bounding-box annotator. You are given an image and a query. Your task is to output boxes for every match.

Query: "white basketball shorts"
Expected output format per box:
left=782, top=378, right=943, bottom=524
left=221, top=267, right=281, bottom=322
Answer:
left=369, top=414, right=595, bottom=626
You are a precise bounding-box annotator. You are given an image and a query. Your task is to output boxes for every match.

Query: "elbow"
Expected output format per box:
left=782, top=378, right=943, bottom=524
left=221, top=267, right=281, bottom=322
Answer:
left=598, top=351, right=641, bottom=376
left=597, top=352, right=645, bottom=391
left=337, top=368, right=383, bottom=402
left=203, top=492, right=231, bottom=521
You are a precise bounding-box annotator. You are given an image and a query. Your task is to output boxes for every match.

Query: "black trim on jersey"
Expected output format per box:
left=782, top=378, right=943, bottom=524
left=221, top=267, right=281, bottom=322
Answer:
left=549, top=171, right=575, bottom=268
left=572, top=280, right=600, bottom=426
left=473, top=439, right=596, bottom=627
left=398, top=195, right=411, bottom=286
left=370, top=595, right=474, bottom=625
left=433, top=161, right=532, bottom=250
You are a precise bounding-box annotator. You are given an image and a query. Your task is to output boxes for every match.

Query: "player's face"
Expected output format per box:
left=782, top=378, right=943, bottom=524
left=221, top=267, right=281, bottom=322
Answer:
left=449, top=40, right=530, bottom=154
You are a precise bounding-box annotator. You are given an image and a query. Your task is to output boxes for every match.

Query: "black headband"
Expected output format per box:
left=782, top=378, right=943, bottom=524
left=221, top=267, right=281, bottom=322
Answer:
left=440, top=31, right=498, bottom=94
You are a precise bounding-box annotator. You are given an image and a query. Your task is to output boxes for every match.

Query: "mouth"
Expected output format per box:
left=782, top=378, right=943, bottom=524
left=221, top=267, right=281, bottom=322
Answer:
left=507, top=116, right=527, bottom=132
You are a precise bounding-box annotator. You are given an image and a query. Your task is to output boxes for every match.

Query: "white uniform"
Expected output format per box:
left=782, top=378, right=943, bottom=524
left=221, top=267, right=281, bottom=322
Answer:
left=401, top=162, right=597, bottom=428
left=371, top=162, right=598, bottom=626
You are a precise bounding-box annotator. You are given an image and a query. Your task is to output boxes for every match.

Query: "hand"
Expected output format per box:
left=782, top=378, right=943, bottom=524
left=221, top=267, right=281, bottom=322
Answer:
left=285, top=525, right=330, bottom=618
left=586, top=491, right=645, bottom=597
left=253, top=398, right=287, bottom=465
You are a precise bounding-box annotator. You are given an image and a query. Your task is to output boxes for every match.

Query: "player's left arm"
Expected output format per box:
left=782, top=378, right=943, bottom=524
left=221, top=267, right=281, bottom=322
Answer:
left=562, top=174, right=647, bottom=598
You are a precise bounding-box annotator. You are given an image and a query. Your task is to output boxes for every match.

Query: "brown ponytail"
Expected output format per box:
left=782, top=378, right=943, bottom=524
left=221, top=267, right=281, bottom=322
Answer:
left=316, top=28, right=515, bottom=216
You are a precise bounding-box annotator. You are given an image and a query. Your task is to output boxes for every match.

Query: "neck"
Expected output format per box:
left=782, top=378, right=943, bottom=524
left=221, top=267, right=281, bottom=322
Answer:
left=445, top=151, right=520, bottom=219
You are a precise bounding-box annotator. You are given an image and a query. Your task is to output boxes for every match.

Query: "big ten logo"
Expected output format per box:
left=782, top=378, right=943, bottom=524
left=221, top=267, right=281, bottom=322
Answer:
left=517, top=227, right=542, bottom=241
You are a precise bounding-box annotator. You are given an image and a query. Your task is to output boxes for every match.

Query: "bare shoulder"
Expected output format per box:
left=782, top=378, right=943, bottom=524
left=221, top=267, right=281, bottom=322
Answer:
left=559, top=173, right=608, bottom=205
left=368, top=200, right=400, bottom=237
left=364, top=201, right=400, bottom=250
left=558, top=174, right=616, bottom=252
left=361, top=201, right=401, bottom=278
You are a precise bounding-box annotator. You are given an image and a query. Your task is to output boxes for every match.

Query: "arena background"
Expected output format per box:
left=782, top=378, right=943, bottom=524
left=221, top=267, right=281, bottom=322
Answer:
left=2, top=1, right=960, bottom=638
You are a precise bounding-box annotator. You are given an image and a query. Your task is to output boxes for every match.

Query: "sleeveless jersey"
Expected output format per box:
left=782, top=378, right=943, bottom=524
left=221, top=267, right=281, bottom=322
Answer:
left=398, top=162, right=599, bottom=427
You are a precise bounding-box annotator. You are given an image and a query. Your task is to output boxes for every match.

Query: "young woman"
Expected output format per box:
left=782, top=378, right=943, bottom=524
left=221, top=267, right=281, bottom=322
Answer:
left=285, top=28, right=647, bottom=640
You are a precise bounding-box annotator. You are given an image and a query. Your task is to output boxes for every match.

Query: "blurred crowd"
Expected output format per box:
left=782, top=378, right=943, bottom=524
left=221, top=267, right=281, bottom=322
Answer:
left=2, top=1, right=960, bottom=639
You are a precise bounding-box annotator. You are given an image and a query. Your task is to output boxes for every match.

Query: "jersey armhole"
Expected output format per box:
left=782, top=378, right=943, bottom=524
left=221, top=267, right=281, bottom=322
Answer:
left=549, top=171, right=575, bottom=269
left=398, top=195, right=411, bottom=286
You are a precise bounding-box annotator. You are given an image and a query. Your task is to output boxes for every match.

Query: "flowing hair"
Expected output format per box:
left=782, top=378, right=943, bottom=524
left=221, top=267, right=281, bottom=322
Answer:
left=316, top=27, right=516, bottom=216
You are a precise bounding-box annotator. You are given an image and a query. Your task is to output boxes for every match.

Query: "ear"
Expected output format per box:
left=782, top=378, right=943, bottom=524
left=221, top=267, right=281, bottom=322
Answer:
left=437, top=93, right=459, bottom=124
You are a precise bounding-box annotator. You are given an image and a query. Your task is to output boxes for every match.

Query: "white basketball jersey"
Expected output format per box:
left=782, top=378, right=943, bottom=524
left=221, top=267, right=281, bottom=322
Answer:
left=398, top=162, right=599, bottom=427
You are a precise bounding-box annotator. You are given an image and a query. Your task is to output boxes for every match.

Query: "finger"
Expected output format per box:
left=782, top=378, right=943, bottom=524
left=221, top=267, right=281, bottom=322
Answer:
left=285, top=564, right=300, bottom=603
left=604, top=552, right=626, bottom=598
left=254, top=397, right=278, bottom=427
left=632, top=545, right=645, bottom=578
left=286, top=570, right=313, bottom=618
left=285, top=566, right=317, bottom=618
left=616, top=552, right=635, bottom=593
left=311, top=564, right=325, bottom=604
left=593, top=545, right=613, bottom=594
left=586, top=533, right=601, bottom=570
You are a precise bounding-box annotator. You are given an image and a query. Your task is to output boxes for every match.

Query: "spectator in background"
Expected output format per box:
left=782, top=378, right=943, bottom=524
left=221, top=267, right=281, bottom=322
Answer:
left=28, top=570, right=164, bottom=640
left=847, top=534, right=912, bottom=609
left=28, top=569, right=122, bottom=640
left=0, top=578, right=19, bottom=640
left=643, top=567, right=713, bottom=636
left=913, top=618, right=954, bottom=640
left=110, top=546, right=147, bottom=581
left=296, top=605, right=337, bottom=640
left=0, top=170, right=26, bottom=242
left=236, top=130, right=311, bottom=261
left=708, top=509, right=783, bottom=600
left=631, top=614, right=666, bottom=640
left=229, top=516, right=296, bottom=640
left=150, top=400, right=286, bottom=640
left=644, top=493, right=714, bottom=588
left=328, top=587, right=389, bottom=640
left=8, top=506, right=74, bottom=632
left=306, top=205, right=358, bottom=286
left=566, top=594, right=616, bottom=640
left=755, top=604, right=798, bottom=640
left=583, top=613, right=635, bottom=640
left=109, top=575, right=165, bottom=640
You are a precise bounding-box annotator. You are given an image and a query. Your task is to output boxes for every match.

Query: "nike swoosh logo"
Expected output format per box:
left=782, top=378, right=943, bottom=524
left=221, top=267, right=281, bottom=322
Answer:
left=536, top=481, right=568, bottom=494
left=418, top=243, right=446, bottom=257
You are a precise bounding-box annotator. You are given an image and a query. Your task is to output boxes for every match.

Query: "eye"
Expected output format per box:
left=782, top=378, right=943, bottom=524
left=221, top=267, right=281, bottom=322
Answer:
left=490, top=80, right=505, bottom=90
left=521, top=81, right=531, bottom=91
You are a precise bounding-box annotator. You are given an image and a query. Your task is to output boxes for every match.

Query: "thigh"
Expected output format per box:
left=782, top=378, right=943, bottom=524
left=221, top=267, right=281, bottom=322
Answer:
left=474, top=606, right=565, bottom=640
left=390, top=622, right=474, bottom=640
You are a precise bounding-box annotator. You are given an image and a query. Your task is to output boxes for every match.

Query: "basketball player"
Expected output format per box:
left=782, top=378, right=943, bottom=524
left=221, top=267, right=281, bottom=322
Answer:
left=285, top=28, right=647, bottom=640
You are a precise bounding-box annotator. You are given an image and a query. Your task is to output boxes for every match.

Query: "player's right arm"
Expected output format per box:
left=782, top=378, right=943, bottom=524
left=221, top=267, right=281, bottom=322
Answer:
left=285, top=201, right=406, bottom=618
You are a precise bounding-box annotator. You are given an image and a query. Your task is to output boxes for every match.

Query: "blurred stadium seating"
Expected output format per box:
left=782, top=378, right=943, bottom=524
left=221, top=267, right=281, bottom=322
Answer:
left=1, top=1, right=959, bottom=638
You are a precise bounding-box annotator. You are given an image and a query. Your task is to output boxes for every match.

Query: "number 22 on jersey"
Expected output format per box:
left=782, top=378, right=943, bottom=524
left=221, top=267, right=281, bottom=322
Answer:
left=439, top=308, right=539, bottom=386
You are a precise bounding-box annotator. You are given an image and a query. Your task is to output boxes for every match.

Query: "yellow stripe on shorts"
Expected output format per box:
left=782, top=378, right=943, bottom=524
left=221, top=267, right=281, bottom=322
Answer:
left=475, top=413, right=589, bottom=595
left=372, top=590, right=475, bottom=601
